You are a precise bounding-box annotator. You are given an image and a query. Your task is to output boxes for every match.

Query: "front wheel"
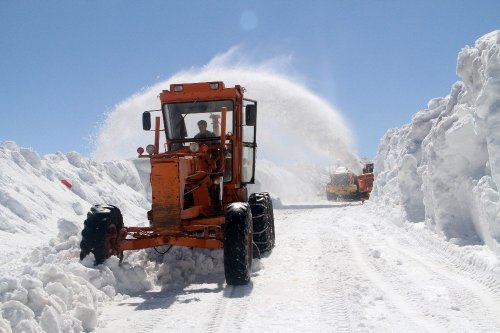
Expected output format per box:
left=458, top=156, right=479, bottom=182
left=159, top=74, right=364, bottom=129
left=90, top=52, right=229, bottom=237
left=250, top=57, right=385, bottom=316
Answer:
left=80, top=205, right=123, bottom=265
left=224, top=202, right=253, bottom=285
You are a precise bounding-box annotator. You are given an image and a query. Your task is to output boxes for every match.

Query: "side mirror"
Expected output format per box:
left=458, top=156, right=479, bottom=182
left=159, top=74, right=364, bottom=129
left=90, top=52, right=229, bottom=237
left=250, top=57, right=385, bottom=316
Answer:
left=142, top=111, right=151, bottom=130
left=245, top=104, right=257, bottom=126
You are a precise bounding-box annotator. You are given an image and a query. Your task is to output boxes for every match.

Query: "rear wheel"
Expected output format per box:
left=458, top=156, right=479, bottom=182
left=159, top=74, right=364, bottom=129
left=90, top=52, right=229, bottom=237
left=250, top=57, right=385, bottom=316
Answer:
left=80, top=205, right=123, bottom=265
left=224, top=203, right=253, bottom=285
left=262, top=192, right=275, bottom=249
left=249, top=192, right=274, bottom=255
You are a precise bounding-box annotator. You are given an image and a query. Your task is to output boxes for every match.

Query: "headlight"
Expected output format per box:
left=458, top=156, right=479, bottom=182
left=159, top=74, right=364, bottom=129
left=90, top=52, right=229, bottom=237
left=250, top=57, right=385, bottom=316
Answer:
left=146, top=144, right=156, bottom=155
left=190, top=142, right=200, bottom=153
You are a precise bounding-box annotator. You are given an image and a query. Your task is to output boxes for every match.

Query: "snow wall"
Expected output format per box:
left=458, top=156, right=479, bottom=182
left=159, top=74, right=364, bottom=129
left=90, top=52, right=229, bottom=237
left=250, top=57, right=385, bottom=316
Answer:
left=373, top=31, right=500, bottom=253
left=0, top=141, right=151, bottom=239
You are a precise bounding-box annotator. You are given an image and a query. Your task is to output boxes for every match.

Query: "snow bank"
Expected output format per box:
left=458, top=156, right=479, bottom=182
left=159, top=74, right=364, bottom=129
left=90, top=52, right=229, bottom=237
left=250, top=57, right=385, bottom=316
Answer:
left=0, top=141, right=155, bottom=278
left=0, top=142, right=154, bottom=331
left=374, top=31, right=500, bottom=252
left=0, top=141, right=150, bottom=247
left=0, top=216, right=224, bottom=332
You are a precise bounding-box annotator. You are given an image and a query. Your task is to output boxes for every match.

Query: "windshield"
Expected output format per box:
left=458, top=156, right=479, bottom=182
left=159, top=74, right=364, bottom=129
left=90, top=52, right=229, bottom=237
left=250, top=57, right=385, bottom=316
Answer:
left=162, top=100, right=234, bottom=140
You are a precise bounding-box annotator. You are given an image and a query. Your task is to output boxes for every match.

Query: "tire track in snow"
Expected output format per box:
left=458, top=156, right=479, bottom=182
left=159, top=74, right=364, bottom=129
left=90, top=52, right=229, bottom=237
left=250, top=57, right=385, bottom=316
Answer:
left=327, top=273, right=352, bottom=333
left=288, top=209, right=354, bottom=332
left=335, top=226, right=448, bottom=332
left=374, top=207, right=500, bottom=299
left=401, top=222, right=500, bottom=305
left=385, top=238, right=500, bottom=331
left=364, top=207, right=500, bottom=331
left=206, top=285, right=251, bottom=333
left=206, top=289, right=229, bottom=333
left=97, top=292, right=174, bottom=333
left=317, top=227, right=352, bottom=332
left=96, top=287, right=226, bottom=333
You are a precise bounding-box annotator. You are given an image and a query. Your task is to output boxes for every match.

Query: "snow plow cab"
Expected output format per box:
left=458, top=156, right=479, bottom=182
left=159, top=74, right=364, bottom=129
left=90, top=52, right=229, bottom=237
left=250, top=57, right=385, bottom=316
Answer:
left=80, top=82, right=275, bottom=285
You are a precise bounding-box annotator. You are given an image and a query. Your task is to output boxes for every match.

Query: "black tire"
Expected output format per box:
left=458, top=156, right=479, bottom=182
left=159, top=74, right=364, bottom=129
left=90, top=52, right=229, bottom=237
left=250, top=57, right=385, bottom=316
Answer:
left=224, top=202, right=253, bottom=285
left=80, top=204, right=123, bottom=265
left=262, top=192, right=275, bottom=249
left=249, top=193, right=274, bottom=254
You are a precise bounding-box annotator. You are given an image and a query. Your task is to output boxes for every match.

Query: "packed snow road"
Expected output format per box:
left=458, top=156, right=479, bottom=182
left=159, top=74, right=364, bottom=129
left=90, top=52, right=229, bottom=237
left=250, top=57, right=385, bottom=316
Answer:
left=95, top=203, right=500, bottom=332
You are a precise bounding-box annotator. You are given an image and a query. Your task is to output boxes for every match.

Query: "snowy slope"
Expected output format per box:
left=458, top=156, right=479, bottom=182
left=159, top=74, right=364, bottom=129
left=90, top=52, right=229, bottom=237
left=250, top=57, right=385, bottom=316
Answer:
left=0, top=142, right=151, bottom=228
left=0, top=142, right=151, bottom=268
left=374, top=31, right=500, bottom=252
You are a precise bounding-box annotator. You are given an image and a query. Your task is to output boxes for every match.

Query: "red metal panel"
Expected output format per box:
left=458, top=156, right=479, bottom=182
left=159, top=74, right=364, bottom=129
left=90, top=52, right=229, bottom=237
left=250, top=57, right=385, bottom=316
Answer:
left=151, top=159, right=182, bottom=229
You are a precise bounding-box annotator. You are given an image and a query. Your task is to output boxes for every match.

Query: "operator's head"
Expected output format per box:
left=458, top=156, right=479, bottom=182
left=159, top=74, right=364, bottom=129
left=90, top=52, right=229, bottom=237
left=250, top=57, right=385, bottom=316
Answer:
left=197, top=120, right=208, bottom=133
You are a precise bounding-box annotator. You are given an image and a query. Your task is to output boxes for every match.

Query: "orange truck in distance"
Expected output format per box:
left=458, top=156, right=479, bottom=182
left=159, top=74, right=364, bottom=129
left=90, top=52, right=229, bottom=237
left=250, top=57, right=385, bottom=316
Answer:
left=326, top=163, right=374, bottom=202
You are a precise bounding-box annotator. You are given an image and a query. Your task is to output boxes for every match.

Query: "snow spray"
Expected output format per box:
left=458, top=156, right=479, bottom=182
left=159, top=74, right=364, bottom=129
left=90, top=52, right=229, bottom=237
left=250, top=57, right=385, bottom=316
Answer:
left=92, top=49, right=359, bottom=201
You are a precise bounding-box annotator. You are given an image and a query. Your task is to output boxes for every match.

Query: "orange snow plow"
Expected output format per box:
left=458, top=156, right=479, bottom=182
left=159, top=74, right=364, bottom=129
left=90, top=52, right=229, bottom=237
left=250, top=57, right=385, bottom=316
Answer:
left=326, top=163, right=374, bottom=202
left=80, top=82, right=275, bottom=285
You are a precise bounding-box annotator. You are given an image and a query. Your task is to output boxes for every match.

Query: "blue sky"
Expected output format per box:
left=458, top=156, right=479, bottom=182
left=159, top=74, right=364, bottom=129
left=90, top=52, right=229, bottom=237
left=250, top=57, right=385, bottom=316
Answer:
left=1, top=0, right=499, bottom=159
